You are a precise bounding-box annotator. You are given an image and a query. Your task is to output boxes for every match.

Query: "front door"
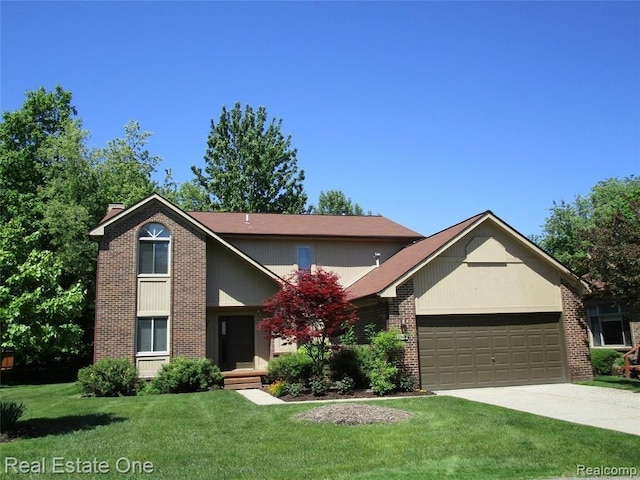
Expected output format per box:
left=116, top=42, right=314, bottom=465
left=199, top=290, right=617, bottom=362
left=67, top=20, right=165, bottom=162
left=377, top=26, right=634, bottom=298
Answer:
left=219, top=316, right=255, bottom=371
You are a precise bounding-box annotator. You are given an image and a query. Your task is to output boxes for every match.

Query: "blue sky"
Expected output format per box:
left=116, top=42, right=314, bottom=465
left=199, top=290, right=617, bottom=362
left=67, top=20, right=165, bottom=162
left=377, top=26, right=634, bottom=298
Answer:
left=2, top=1, right=639, bottom=238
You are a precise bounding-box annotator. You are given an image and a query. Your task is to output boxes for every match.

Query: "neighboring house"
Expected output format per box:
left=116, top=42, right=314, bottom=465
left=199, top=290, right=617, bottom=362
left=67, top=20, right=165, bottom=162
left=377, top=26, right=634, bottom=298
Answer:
left=89, top=193, right=595, bottom=389
left=585, top=299, right=638, bottom=351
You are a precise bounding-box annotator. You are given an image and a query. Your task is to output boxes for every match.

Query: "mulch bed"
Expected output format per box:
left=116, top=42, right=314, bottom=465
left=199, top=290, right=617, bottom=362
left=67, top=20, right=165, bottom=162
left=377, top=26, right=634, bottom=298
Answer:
left=295, top=403, right=414, bottom=425
left=266, top=387, right=435, bottom=403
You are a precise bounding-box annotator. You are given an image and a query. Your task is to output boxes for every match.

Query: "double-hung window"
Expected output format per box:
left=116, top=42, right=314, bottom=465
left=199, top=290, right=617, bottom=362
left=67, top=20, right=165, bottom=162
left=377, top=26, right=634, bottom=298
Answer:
left=138, top=223, right=170, bottom=274
left=587, top=303, right=631, bottom=347
left=137, top=317, right=168, bottom=353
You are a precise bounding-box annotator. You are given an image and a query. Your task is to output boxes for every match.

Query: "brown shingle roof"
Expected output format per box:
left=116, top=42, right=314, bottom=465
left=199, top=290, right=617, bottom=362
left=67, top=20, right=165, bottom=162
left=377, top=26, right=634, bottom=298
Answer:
left=346, top=212, right=488, bottom=300
left=188, top=211, right=424, bottom=239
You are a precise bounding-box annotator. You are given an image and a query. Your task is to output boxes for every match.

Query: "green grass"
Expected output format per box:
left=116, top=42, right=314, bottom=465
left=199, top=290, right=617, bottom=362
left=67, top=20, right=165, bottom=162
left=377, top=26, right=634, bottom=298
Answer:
left=576, top=375, right=640, bottom=392
left=1, top=383, right=639, bottom=479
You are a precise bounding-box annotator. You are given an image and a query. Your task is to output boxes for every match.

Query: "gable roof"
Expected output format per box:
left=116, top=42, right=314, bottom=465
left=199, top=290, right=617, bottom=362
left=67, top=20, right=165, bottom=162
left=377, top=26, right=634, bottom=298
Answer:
left=347, top=211, right=588, bottom=300
left=89, top=193, right=282, bottom=283
left=189, top=211, right=423, bottom=239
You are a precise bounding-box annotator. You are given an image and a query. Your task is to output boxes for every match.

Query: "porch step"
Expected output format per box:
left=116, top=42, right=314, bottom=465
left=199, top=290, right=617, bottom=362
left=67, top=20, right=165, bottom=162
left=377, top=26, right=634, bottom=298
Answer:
left=223, top=371, right=265, bottom=390
left=225, top=382, right=263, bottom=390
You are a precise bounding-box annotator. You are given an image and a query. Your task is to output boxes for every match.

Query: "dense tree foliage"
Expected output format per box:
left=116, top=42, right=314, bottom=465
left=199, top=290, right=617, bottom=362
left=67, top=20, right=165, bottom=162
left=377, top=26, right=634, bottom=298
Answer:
left=537, top=176, right=640, bottom=315
left=0, top=87, right=159, bottom=366
left=310, top=190, right=367, bottom=215
left=258, top=268, right=358, bottom=376
left=192, top=102, right=307, bottom=213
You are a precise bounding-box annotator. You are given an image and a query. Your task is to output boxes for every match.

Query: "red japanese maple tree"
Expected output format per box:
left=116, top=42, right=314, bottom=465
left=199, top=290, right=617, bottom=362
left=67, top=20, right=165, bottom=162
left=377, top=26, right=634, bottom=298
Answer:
left=258, top=268, right=358, bottom=376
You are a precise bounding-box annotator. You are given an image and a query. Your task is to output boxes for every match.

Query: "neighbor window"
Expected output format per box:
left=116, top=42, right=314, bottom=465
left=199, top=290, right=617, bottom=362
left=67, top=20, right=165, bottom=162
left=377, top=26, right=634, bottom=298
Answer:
left=587, top=303, right=631, bottom=347
left=136, top=317, right=168, bottom=353
left=297, top=246, right=312, bottom=270
left=138, top=223, right=170, bottom=274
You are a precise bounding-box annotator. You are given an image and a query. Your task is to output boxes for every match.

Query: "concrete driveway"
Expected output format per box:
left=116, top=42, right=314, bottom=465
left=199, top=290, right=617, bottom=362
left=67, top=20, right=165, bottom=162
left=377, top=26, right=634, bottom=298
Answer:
left=436, top=383, right=640, bottom=436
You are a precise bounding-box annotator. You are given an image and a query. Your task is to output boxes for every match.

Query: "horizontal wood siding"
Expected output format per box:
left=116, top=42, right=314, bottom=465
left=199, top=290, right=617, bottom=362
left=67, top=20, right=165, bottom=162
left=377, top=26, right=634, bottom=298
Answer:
left=415, top=222, right=562, bottom=315
left=227, top=238, right=406, bottom=286
left=207, top=241, right=278, bottom=307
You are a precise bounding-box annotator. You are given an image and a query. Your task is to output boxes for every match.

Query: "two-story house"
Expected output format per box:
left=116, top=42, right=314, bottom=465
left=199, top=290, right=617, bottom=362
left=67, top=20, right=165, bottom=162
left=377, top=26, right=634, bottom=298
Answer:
left=89, top=193, right=595, bottom=390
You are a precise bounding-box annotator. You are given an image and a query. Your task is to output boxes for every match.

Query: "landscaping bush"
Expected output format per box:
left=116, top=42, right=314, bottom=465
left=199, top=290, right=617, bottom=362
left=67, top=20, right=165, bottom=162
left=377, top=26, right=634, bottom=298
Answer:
left=77, top=358, right=140, bottom=397
left=338, top=375, right=355, bottom=395
left=398, top=374, right=417, bottom=392
left=362, top=329, right=404, bottom=395
left=285, top=382, right=305, bottom=397
left=309, top=375, right=328, bottom=396
left=368, top=358, right=398, bottom=395
left=267, top=380, right=288, bottom=397
left=590, top=349, right=623, bottom=375
left=267, top=351, right=314, bottom=383
left=0, top=400, right=25, bottom=432
left=151, top=357, right=223, bottom=394
left=328, top=347, right=368, bottom=387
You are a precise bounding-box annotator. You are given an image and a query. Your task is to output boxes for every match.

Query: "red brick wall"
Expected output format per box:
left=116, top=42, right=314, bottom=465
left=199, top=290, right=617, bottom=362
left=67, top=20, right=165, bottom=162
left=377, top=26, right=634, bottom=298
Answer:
left=561, top=280, right=593, bottom=381
left=387, top=280, right=420, bottom=380
left=353, top=302, right=387, bottom=343
left=94, top=199, right=207, bottom=362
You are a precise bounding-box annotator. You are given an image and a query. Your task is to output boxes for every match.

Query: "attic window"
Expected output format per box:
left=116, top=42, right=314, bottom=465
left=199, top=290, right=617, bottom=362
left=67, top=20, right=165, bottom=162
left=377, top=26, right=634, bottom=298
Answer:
left=138, top=223, right=170, bottom=274
left=297, top=246, right=312, bottom=271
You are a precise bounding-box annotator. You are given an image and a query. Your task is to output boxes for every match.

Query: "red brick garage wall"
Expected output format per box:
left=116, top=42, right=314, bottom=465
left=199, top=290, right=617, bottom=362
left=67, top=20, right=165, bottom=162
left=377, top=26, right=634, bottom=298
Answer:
left=561, top=280, right=593, bottom=381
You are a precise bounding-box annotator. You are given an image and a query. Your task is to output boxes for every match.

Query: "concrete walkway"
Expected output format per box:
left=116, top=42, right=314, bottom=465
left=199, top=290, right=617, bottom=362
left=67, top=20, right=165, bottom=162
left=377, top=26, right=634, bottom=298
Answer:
left=237, top=388, right=285, bottom=405
left=436, top=383, right=640, bottom=436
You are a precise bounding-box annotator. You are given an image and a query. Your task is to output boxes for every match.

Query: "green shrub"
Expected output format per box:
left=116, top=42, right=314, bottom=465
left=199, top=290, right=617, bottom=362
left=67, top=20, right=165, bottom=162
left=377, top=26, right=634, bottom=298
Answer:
left=398, top=374, right=417, bottom=392
left=338, top=375, right=355, bottom=395
left=0, top=400, right=25, bottom=432
left=267, top=380, right=288, bottom=397
left=370, top=328, right=404, bottom=363
left=590, top=349, right=623, bottom=375
left=151, top=357, right=223, bottom=394
left=368, top=358, right=398, bottom=395
left=77, top=358, right=140, bottom=397
left=329, top=347, right=366, bottom=386
left=309, top=376, right=328, bottom=396
left=285, top=382, right=305, bottom=397
left=267, top=351, right=314, bottom=383
left=137, top=381, right=162, bottom=396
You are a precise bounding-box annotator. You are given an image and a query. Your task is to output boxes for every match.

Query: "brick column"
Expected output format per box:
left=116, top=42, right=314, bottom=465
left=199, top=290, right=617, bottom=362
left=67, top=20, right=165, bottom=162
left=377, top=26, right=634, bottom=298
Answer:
left=387, top=279, right=420, bottom=381
left=561, top=280, right=593, bottom=381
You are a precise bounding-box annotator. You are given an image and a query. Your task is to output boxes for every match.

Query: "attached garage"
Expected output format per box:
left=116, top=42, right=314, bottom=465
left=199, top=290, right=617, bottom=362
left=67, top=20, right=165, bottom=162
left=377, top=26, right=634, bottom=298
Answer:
left=418, top=313, right=568, bottom=390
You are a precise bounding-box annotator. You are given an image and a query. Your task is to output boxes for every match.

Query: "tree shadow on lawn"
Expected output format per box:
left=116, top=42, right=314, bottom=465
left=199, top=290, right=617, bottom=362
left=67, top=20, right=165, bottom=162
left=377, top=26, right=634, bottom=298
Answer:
left=2, top=413, right=126, bottom=442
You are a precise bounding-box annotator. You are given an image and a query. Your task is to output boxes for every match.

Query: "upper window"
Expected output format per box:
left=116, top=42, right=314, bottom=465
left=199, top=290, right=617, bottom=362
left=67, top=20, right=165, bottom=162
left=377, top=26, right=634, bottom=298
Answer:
left=587, top=303, right=631, bottom=347
left=136, top=316, right=168, bottom=353
left=138, top=223, right=170, bottom=275
left=297, top=246, right=312, bottom=271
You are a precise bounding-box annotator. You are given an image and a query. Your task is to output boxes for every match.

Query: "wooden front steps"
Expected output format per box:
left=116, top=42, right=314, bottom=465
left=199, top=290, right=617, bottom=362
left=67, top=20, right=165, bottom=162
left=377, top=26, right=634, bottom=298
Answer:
left=223, top=369, right=267, bottom=390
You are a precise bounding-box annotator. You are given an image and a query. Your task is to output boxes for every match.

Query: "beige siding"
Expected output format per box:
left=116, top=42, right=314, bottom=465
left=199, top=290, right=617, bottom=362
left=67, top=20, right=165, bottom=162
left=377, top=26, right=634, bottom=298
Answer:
left=136, top=356, right=169, bottom=378
left=137, top=278, right=171, bottom=315
left=254, top=318, right=270, bottom=369
left=207, top=241, right=278, bottom=307
left=226, top=237, right=405, bottom=286
left=415, top=222, right=562, bottom=314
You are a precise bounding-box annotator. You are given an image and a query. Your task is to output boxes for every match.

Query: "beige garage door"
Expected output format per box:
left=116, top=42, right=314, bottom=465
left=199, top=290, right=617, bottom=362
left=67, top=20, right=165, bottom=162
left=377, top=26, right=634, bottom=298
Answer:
left=417, top=313, right=568, bottom=390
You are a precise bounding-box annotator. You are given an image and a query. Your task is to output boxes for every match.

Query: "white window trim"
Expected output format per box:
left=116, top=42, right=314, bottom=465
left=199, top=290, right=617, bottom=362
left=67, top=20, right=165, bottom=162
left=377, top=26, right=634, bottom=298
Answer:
left=138, top=223, right=171, bottom=276
left=135, top=316, right=170, bottom=355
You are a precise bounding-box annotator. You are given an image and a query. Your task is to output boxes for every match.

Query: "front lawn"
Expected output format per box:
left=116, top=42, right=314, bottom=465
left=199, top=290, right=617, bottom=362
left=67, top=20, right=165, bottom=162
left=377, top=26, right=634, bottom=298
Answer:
left=1, top=383, right=638, bottom=479
left=576, top=375, right=640, bottom=393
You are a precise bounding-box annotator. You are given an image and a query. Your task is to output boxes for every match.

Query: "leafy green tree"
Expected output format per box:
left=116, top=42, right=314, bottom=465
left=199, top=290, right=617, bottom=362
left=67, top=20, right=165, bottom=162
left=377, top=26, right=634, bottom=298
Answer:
left=93, top=120, right=161, bottom=208
left=192, top=102, right=307, bottom=213
left=538, top=176, right=640, bottom=316
left=160, top=170, right=211, bottom=211
left=310, top=189, right=368, bottom=215
left=0, top=219, right=84, bottom=363
left=538, top=176, right=640, bottom=275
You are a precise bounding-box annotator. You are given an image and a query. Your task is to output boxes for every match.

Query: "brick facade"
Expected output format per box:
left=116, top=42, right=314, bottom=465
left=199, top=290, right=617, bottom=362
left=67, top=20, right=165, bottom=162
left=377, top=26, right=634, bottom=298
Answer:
left=387, top=280, right=420, bottom=381
left=560, top=280, right=593, bottom=381
left=94, top=199, right=207, bottom=362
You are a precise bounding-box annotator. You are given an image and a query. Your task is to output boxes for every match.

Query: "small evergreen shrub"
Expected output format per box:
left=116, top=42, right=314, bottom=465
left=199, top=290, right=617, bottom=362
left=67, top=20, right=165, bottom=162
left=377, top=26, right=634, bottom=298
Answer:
left=285, top=382, right=305, bottom=397
left=309, top=376, right=328, bottom=396
left=77, top=358, right=140, bottom=397
left=329, top=345, right=373, bottom=389
left=590, top=349, right=623, bottom=375
left=398, top=374, right=417, bottom=392
left=267, top=351, right=314, bottom=383
left=151, top=357, right=223, bottom=394
left=0, top=400, right=25, bottom=432
left=267, top=380, right=288, bottom=397
left=338, top=375, right=355, bottom=395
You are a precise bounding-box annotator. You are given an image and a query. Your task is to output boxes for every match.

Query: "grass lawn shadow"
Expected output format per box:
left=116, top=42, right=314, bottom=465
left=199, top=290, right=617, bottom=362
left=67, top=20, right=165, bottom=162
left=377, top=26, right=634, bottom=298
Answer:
left=3, top=413, right=126, bottom=442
